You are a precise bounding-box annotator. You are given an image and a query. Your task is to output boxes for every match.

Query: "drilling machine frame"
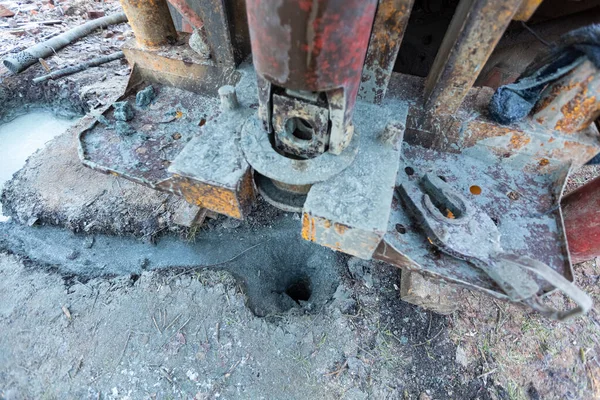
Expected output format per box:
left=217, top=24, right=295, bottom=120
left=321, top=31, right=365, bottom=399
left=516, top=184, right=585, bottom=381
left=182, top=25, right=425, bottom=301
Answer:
left=78, top=0, right=600, bottom=320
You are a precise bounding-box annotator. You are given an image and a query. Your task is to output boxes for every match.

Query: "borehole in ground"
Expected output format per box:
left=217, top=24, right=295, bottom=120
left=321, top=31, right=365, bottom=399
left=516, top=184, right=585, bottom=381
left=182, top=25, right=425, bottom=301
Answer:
left=0, top=214, right=341, bottom=318
left=285, top=276, right=312, bottom=303
left=0, top=109, right=79, bottom=221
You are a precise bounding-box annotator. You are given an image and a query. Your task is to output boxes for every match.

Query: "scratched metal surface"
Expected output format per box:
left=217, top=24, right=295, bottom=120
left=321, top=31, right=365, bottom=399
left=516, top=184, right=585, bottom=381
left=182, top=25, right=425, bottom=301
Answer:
left=377, top=144, right=573, bottom=299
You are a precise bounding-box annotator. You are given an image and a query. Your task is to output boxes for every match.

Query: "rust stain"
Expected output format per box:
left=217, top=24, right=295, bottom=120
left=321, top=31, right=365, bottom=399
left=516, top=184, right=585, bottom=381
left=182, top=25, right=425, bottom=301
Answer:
left=464, top=120, right=526, bottom=149
left=424, top=0, right=521, bottom=115
left=360, top=0, right=414, bottom=104
left=513, top=0, right=543, bottom=21
left=555, top=91, right=598, bottom=133
left=533, top=82, right=575, bottom=114
left=548, top=140, right=600, bottom=165
left=534, top=62, right=600, bottom=133
left=334, top=222, right=350, bottom=235
left=539, top=158, right=549, bottom=166
left=508, top=132, right=531, bottom=150
left=301, top=213, right=316, bottom=242
left=165, top=173, right=255, bottom=220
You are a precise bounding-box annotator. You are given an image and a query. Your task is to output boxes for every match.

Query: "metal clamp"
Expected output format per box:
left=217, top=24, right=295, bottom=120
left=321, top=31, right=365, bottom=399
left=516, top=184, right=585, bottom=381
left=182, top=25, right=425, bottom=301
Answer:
left=398, top=173, right=592, bottom=320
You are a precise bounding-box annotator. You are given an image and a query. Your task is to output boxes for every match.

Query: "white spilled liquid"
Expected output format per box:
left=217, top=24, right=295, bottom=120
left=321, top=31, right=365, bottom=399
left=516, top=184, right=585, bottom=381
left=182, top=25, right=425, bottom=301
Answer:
left=0, top=110, right=77, bottom=222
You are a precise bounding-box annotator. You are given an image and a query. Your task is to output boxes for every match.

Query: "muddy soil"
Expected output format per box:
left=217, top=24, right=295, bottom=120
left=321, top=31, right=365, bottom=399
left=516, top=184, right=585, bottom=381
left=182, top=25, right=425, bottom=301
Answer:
left=0, top=248, right=499, bottom=400
left=1, top=1, right=600, bottom=399
left=0, top=0, right=130, bottom=121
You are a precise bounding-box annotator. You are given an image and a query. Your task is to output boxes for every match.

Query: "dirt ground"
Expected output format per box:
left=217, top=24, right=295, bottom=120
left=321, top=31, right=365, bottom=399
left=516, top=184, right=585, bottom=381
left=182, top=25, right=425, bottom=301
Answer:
left=1, top=1, right=600, bottom=399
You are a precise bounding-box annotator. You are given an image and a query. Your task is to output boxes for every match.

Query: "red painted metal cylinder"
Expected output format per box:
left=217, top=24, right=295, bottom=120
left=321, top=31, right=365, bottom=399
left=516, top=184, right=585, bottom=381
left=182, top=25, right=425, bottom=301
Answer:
left=245, top=0, right=378, bottom=96
left=562, top=176, right=600, bottom=264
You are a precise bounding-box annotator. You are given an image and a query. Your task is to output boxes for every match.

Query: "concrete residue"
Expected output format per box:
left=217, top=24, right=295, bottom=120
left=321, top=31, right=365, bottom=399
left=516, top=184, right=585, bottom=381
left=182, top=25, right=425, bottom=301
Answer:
left=0, top=110, right=78, bottom=221
left=136, top=85, right=156, bottom=107
left=0, top=213, right=340, bottom=317
left=113, top=100, right=135, bottom=121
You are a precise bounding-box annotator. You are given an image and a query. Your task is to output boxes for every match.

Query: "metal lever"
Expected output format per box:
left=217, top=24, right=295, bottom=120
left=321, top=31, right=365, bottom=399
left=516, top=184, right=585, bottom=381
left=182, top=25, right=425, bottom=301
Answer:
left=398, top=173, right=592, bottom=320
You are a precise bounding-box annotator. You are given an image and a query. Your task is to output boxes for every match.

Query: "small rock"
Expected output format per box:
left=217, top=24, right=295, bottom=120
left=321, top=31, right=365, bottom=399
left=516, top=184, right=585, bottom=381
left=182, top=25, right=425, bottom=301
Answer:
left=63, top=5, right=80, bottom=16
left=87, top=10, right=105, bottom=19
left=347, top=357, right=367, bottom=380
left=221, top=218, right=241, bottom=229
left=347, top=257, right=373, bottom=288
left=419, top=393, right=432, bottom=400
left=83, top=236, right=95, bottom=249
left=186, top=369, right=199, bottom=382
left=331, top=285, right=357, bottom=314
left=113, top=101, right=134, bottom=122
left=136, top=86, right=156, bottom=107
left=189, top=29, right=211, bottom=58
left=400, top=269, right=461, bottom=315
left=139, top=258, right=150, bottom=270
left=27, top=217, right=38, bottom=227
left=455, top=345, right=469, bottom=368
left=66, top=250, right=79, bottom=260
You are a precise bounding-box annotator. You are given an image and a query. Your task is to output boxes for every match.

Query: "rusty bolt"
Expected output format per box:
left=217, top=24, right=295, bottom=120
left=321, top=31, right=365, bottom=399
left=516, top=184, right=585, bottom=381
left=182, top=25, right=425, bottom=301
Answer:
left=380, top=121, right=405, bottom=146
left=218, top=85, right=239, bottom=111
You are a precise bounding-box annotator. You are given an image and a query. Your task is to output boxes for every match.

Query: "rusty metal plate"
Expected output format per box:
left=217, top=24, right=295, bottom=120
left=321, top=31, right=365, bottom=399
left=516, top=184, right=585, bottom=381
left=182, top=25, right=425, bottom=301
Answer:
left=79, top=75, right=219, bottom=187
left=121, top=36, right=240, bottom=95
left=375, top=144, right=573, bottom=300
left=78, top=64, right=258, bottom=220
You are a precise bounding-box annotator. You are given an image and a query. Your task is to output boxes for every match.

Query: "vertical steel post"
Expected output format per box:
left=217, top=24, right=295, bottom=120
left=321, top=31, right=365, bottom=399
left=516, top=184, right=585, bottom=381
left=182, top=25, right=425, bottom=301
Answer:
left=562, top=176, right=600, bottom=264
left=359, top=0, right=415, bottom=104
left=423, top=0, right=521, bottom=116
left=119, top=0, right=178, bottom=48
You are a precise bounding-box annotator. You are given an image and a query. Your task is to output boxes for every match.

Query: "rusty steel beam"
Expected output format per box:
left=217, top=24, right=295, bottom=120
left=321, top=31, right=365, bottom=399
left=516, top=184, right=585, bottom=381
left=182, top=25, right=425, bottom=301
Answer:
left=168, top=0, right=241, bottom=68
left=121, top=37, right=240, bottom=94
left=532, top=59, right=600, bottom=134
left=513, top=0, right=543, bottom=21
left=167, top=0, right=204, bottom=28
left=424, top=0, right=521, bottom=116
left=119, top=0, right=177, bottom=48
left=562, top=176, right=600, bottom=264
left=359, top=0, right=415, bottom=104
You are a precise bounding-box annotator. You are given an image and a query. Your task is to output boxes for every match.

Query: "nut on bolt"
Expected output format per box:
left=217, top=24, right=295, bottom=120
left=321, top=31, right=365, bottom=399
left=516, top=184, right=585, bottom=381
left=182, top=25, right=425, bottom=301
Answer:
left=218, top=85, right=239, bottom=111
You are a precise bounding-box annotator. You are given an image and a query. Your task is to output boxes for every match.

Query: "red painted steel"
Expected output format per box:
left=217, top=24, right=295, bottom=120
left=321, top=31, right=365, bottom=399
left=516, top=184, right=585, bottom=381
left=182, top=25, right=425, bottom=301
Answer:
left=562, top=175, right=600, bottom=264
left=246, top=0, right=378, bottom=111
